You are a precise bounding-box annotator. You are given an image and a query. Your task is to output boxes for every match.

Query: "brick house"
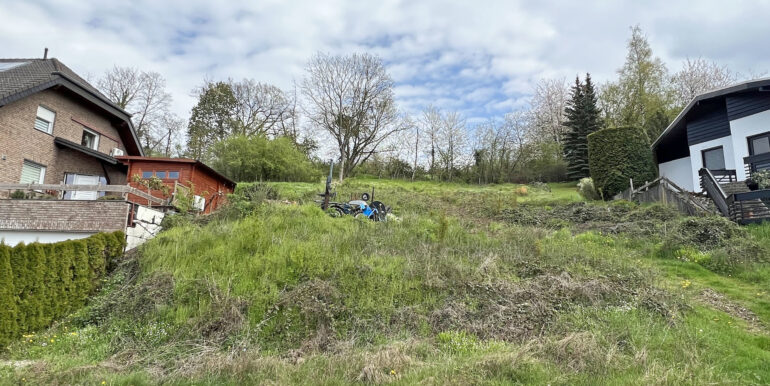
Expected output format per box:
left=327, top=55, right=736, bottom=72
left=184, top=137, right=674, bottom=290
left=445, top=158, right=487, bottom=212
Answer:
left=0, top=57, right=236, bottom=247
left=117, top=156, right=236, bottom=214
left=0, top=58, right=143, bottom=196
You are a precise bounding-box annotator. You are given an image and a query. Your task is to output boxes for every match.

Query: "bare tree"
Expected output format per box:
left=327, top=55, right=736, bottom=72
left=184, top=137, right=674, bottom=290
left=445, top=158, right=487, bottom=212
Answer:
left=157, top=114, right=185, bottom=157
left=436, top=110, right=468, bottom=181
left=473, top=112, right=533, bottom=183
left=671, top=57, right=737, bottom=108
left=276, top=84, right=302, bottom=142
left=228, top=79, right=296, bottom=137
left=302, top=52, right=401, bottom=181
left=97, top=66, right=176, bottom=154
left=420, top=105, right=443, bottom=174
left=530, top=78, right=569, bottom=144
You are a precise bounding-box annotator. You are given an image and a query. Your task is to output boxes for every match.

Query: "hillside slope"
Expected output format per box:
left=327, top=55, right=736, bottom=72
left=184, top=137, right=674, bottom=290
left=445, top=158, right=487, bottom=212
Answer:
left=2, top=179, right=770, bottom=385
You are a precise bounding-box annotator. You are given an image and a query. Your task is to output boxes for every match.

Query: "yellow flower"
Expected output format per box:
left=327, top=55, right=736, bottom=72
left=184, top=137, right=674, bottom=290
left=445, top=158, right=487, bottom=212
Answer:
left=50, top=339, right=54, bottom=343
left=390, top=369, right=396, bottom=375
left=102, top=382, right=107, bottom=385
left=70, top=332, right=78, bottom=336
left=680, top=280, right=691, bottom=289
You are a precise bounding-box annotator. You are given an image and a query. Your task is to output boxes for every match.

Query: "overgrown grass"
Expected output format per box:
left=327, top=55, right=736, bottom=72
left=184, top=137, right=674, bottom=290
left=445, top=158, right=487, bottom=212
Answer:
left=2, top=178, right=770, bottom=385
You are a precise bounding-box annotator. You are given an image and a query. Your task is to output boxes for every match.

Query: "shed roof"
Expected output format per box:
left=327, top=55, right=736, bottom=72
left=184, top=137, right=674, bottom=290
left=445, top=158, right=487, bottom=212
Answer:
left=116, top=156, right=236, bottom=188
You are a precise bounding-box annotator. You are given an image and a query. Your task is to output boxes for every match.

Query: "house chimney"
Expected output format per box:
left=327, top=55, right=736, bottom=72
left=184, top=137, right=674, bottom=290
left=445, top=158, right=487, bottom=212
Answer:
left=43, top=48, right=48, bottom=59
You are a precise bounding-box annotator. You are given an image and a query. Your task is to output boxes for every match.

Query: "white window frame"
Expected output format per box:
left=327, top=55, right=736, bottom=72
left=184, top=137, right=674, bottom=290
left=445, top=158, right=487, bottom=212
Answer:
left=20, top=160, right=46, bottom=184
left=81, top=128, right=100, bottom=150
left=34, top=105, right=55, bottom=134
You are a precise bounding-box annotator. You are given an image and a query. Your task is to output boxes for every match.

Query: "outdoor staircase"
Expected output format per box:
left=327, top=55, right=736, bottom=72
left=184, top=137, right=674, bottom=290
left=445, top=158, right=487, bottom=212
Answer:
left=720, top=180, right=770, bottom=220
left=699, top=168, right=770, bottom=224
left=720, top=181, right=751, bottom=196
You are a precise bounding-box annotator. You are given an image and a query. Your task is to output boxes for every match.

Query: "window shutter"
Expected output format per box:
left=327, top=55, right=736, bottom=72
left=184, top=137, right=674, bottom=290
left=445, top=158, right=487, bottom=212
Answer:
left=20, top=161, right=44, bottom=184
left=35, top=106, right=55, bottom=133
left=34, top=117, right=50, bottom=132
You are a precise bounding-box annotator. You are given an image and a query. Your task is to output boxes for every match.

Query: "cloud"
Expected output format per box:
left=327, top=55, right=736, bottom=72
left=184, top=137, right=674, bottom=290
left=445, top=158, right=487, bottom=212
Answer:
left=2, top=0, right=769, bottom=126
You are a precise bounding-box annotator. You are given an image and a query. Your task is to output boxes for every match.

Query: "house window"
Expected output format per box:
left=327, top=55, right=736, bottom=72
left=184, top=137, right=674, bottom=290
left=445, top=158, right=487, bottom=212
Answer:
left=20, top=160, right=46, bottom=184
left=748, top=132, right=770, bottom=155
left=141, top=171, right=153, bottom=179
left=34, top=106, right=55, bottom=134
left=156, top=171, right=166, bottom=179
left=702, top=146, right=726, bottom=170
left=81, top=128, right=99, bottom=150
left=63, top=173, right=104, bottom=200
left=168, top=171, right=179, bottom=179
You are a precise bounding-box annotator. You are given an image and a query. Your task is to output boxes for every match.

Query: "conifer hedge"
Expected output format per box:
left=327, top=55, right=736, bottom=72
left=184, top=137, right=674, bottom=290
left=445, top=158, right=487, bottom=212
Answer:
left=0, top=231, right=125, bottom=346
left=587, top=126, right=657, bottom=199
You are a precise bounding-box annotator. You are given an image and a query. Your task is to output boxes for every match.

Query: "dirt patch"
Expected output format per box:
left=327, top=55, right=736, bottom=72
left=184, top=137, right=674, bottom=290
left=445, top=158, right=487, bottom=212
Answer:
left=498, top=202, right=681, bottom=237
left=428, top=272, right=679, bottom=342
left=697, top=289, right=766, bottom=333
left=0, top=359, right=38, bottom=369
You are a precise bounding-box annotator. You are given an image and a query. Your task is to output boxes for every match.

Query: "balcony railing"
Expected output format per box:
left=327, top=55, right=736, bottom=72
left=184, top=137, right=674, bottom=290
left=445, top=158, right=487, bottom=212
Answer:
left=744, top=152, right=770, bottom=180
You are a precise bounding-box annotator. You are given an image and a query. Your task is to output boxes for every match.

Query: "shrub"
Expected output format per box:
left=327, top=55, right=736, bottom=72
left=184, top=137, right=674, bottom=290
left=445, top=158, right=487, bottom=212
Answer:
left=210, top=135, right=317, bottom=182
left=0, top=232, right=125, bottom=346
left=750, top=169, right=770, bottom=190
left=587, top=126, right=657, bottom=199
left=0, top=245, right=18, bottom=346
left=10, top=190, right=26, bottom=199
left=577, top=177, right=600, bottom=200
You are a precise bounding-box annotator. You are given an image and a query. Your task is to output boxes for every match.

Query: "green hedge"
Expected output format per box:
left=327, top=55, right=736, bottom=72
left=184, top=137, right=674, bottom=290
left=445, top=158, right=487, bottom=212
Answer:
left=0, top=231, right=125, bottom=346
left=587, top=126, right=657, bottom=199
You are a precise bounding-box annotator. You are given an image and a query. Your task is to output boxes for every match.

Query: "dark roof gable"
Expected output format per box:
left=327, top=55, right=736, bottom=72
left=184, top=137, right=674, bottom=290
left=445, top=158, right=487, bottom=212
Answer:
left=0, top=58, right=144, bottom=156
left=652, top=77, right=770, bottom=152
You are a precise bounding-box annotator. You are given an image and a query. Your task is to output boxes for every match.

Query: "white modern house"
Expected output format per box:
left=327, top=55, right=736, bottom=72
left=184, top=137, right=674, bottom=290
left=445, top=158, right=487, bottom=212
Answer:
left=653, top=78, right=770, bottom=193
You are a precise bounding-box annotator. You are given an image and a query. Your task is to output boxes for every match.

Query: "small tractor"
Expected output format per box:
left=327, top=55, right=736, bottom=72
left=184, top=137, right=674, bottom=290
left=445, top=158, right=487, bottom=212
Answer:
left=316, top=161, right=390, bottom=221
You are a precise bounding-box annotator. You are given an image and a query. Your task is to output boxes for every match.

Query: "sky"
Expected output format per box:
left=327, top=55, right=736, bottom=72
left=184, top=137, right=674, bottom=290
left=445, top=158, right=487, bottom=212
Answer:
left=2, top=0, right=770, bottom=125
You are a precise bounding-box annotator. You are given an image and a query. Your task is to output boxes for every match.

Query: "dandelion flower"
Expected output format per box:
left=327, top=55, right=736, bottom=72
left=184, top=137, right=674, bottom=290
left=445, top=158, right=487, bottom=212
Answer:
left=102, top=382, right=107, bottom=385
left=50, top=339, right=54, bottom=343
left=390, top=369, right=396, bottom=375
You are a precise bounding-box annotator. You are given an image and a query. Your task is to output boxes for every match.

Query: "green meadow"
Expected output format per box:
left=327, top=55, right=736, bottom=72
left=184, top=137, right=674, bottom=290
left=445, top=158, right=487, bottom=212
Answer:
left=1, top=178, right=769, bottom=385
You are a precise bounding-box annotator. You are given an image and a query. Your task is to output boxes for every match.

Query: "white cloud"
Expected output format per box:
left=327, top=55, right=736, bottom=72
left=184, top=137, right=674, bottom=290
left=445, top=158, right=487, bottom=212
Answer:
left=2, top=0, right=769, bottom=125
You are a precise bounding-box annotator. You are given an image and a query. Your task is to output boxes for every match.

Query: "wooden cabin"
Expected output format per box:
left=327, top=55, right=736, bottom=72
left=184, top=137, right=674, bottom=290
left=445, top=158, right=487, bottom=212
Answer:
left=117, top=156, right=236, bottom=214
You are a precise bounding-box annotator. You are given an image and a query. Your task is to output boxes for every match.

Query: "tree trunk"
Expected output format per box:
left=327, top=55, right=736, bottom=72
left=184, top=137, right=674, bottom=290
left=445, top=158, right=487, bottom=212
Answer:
left=338, top=160, right=345, bottom=182
left=430, top=143, right=435, bottom=177
left=412, top=128, right=419, bottom=181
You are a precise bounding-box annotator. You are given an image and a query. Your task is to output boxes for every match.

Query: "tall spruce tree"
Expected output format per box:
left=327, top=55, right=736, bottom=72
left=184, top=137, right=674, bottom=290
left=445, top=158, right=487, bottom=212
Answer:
left=563, top=74, right=602, bottom=180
